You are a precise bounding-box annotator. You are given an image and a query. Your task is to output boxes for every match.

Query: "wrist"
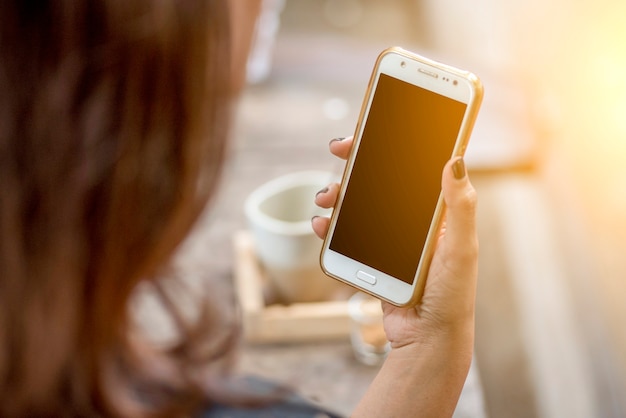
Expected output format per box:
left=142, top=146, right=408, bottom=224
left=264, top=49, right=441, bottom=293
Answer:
left=387, top=316, right=475, bottom=367
left=353, top=319, right=475, bottom=418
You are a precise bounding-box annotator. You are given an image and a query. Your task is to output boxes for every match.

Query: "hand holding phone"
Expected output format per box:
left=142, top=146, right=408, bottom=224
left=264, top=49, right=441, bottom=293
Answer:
left=319, top=47, right=483, bottom=307
left=313, top=137, right=480, bottom=415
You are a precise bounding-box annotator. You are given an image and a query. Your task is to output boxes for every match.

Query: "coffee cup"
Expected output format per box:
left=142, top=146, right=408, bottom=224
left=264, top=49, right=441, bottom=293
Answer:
left=244, top=170, right=341, bottom=303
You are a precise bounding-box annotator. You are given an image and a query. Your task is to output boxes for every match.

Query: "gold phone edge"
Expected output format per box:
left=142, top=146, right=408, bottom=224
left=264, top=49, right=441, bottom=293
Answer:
left=319, top=46, right=484, bottom=308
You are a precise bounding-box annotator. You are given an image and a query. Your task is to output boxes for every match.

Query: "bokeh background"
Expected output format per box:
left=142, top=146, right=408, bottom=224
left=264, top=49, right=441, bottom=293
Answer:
left=166, top=1, right=626, bottom=416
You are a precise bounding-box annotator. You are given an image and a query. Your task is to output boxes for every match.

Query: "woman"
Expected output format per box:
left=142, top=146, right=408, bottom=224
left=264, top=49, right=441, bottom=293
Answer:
left=0, top=1, right=234, bottom=416
left=0, top=0, right=478, bottom=416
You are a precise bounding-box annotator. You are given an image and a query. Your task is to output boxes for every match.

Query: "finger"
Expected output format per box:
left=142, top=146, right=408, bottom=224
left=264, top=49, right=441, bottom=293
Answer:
left=329, top=136, right=353, bottom=160
left=314, top=182, right=340, bottom=209
left=311, top=215, right=331, bottom=239
left=441, top=157, right=478, bottom=256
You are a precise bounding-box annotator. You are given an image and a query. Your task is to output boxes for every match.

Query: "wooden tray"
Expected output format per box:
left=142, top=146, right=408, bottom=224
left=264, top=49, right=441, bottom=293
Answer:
left=233, top=230, right=352, bottom=344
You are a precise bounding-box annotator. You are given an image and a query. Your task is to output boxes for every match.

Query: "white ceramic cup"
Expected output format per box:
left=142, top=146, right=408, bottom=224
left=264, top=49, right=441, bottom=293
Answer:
left=244, top=170, right=340, bottom=304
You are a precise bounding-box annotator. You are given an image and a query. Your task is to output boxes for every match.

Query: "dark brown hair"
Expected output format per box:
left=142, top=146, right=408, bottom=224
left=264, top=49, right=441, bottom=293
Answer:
left=0, top=0, right=233, bottom=416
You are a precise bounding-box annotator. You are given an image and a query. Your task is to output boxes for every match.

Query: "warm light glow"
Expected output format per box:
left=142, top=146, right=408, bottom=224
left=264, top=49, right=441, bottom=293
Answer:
left=545, top=3, right=626, bottom=215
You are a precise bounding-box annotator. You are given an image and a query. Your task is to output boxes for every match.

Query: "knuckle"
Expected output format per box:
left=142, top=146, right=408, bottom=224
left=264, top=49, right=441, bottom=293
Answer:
left=456, top=187, right=478, bottom=216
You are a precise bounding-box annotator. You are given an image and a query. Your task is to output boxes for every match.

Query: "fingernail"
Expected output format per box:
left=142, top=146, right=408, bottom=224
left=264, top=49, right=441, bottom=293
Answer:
left=452, top=158, right=466, bottom=180
left=316, top=186, right=329, bottom=197
left=311, top=215, right=320, bottom=223
left=330, top=137, right=346, bottom=144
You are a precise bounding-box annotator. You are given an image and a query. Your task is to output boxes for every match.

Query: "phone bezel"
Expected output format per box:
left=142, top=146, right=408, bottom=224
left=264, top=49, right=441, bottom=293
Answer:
left=320, top=47, right=483, bottom=307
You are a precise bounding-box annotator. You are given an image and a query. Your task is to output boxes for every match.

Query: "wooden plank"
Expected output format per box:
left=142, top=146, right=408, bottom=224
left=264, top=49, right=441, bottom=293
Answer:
left=492, top=175, right=597, bottom=418
left=233, top=230, right=265, bottom=313
left=233, top=230, right=352, bottom=344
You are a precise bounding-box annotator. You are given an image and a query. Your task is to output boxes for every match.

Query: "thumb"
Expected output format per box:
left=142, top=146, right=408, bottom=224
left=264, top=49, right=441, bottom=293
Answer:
left=441, top=157, right=478, bottom=255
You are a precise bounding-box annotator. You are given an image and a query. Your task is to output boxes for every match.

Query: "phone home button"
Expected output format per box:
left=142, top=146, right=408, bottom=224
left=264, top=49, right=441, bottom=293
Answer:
left=356, top=270, right=377, bottom=285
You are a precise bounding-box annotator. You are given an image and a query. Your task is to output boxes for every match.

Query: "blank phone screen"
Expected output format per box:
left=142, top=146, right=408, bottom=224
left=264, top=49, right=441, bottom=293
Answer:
left=329, top=73, right=467, bottom=284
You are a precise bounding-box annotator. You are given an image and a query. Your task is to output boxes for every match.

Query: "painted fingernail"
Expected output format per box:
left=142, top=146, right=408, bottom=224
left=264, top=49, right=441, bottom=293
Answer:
left=316, top=186, right=329, bottom=197
left=452, top=158, right=466, bottom=180
left=329, top=137, right=346, bottom=144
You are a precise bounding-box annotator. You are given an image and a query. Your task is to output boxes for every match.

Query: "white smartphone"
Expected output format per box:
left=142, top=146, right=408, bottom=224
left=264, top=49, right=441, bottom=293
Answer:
left=320, top=47, right=483, bottom=307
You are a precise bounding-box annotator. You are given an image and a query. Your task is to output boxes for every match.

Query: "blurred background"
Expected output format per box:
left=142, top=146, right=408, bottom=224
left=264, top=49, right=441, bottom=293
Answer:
left=173, top=0, right=626, bottom=416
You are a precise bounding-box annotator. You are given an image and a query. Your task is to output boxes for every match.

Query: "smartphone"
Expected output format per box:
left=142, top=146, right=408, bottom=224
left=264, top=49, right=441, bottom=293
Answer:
left=320, top=47, right=483, bottom=307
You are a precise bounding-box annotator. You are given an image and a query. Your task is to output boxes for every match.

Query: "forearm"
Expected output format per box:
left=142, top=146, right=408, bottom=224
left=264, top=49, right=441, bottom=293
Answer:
left=353, top=323, right=474, bottom=418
